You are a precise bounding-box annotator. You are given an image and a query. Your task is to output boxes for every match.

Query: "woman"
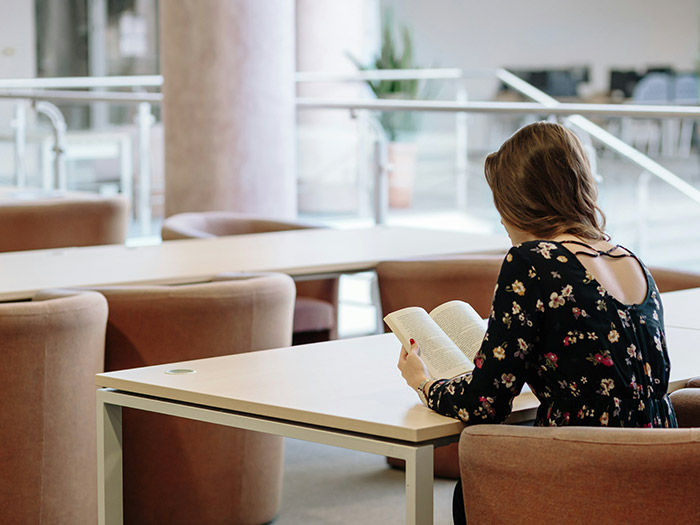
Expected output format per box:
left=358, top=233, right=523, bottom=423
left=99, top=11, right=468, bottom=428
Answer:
left=397, top=121, right=677, bottom=522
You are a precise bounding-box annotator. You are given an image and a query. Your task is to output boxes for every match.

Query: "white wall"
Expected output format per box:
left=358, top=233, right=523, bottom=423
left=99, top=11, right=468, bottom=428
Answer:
left=0, top=1, right=35, bottom=80
left=0, top=0, right=36, bottom=176
left=381, top=0, right=700, bottom=97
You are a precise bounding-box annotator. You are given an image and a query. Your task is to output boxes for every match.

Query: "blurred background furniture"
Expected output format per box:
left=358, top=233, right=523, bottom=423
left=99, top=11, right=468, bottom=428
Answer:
left=672, top=72, right=699, bottom=157
left=375, top=254, right=505, bottom=478
left=0, top=191, right=128, bottom=252
left=458, top=421, right=700, bottom=524
left=649, top=266, right=700, bottom=293
left=161, top=211, right=339, bottom=345
left=669, top=376, right=700, bottom=428
left=621, top=72, right=673, bottom=156
left=89, top=273, right=295, bottom=524
left=0, top=289, right=107, bottom=524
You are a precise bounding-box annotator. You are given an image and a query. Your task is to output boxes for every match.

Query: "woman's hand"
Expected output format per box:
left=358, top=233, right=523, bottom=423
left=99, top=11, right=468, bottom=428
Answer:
left=397, top=339, right=431, bottom=390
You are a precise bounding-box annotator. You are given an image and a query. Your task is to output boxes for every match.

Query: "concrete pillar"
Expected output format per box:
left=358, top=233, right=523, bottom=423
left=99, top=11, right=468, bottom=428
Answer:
left=161, top=0, right=296, bottom=218
left=295, top=0, right=378, bottom=214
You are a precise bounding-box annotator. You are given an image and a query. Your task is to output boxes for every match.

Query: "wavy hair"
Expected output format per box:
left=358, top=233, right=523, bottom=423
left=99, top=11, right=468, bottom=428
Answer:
left=484, top=121, right=607, bottom=241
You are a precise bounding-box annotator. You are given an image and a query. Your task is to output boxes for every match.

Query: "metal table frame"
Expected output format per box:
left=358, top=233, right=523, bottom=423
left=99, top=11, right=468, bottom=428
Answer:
left=97, top=388, right=458, bottom=525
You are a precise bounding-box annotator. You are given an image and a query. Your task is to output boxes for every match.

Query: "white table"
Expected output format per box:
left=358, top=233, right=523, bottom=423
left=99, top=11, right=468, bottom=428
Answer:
left=662, top=287, right=700, bottom=330
left=0, top=226, right=509, bottom=301
left=96, top=327, right=700, bottom=524
left=96, top=333, right=537, bottom=525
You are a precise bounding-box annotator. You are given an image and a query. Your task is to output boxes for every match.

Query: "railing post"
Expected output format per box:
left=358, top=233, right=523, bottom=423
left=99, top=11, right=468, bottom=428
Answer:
left=455, top=83, right=469, bottom=211
left=35, top=100, right=67, bottom=190
left=364, top=114, right=390, bottom=225
left=373, top=138, right=389, bottom=225
left=136, top=102, right=155, bottom=236
left=12, top=100, right=28, bottom=187
left=636, top=170, right=651, bottom=258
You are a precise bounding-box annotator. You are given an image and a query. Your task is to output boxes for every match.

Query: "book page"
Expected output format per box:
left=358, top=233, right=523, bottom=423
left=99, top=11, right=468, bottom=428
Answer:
left=384, top=307, right=472, bottom=379
left=429, top=301, right=487, bottom=362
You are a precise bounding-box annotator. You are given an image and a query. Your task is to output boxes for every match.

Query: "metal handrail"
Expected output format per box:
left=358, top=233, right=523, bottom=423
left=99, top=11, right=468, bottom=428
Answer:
left=0, top=89, right=162, bottom=104
left=1, top=89, right=700, bottom=119
left=0, top=75, right=163, bottom=89
left=297, top=98, right=700, bottom=119
left=0, top=69, right=468, bottom=89
left=493, top=68, right=700, bottom=206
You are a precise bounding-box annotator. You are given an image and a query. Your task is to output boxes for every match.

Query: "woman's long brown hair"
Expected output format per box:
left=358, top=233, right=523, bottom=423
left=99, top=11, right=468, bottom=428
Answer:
left=485, top=121, right=607, bottom=241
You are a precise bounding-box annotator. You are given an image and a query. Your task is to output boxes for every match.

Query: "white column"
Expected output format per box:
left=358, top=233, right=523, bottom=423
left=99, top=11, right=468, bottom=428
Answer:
left=161, top=0, right=297, bottom=218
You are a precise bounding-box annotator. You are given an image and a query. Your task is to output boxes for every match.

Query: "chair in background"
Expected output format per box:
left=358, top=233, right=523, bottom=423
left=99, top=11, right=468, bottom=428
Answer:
left=669, top=376, right=700, bottom=428
left=0, top=193, right=128, bottom=252
left=649, top=265, right=700, bottom=293
left=620, top=72, right=673, bottom=156
left=90, top=273, right=295, bottom=524
left=375, top=254, right=505, bottom=478
left=458, top=423, right=700, bottom=524
left=0, top=290, right=108, bottom=524
left=161, top=211, right=339, bottom=345
left=672, top=73, right=699, bottom=157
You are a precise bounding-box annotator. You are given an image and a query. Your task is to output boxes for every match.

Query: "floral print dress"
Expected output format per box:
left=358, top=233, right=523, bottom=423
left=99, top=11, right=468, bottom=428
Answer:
left=426, top=240, right=678, bottom=428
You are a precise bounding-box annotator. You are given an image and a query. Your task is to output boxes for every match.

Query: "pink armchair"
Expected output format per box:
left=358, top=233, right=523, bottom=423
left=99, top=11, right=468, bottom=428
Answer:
left=162, top=211, right=338, bottom=344
left=0, top=290, right=107, bottom=524
left=90, top=273, right=295, bottom=524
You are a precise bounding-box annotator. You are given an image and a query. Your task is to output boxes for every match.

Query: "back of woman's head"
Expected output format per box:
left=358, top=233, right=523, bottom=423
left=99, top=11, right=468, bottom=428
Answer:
left=484, top=121, right=607, bottom=241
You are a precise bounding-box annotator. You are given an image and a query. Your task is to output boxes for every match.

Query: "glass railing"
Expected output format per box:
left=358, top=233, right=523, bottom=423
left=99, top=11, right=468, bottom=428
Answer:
left=0, top=70, right=698, bottom=268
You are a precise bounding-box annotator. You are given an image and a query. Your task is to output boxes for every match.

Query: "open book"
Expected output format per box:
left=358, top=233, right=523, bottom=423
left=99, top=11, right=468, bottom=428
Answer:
left=384, top=300, right=487, bottom=379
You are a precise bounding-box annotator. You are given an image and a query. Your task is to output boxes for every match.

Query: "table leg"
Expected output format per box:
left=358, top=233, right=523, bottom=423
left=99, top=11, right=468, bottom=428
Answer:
left=404, top=444, right=434, bottom=525
left=97, top=391, right=123, bottom=525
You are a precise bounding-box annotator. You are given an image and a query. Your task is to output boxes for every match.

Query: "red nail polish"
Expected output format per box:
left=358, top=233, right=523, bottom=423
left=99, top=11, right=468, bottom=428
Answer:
left=409, top=338, right=415, bottom=345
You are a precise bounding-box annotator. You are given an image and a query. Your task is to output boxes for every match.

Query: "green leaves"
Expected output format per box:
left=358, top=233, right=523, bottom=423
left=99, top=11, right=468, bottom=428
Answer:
left=346, top=11, right=422, bottom=140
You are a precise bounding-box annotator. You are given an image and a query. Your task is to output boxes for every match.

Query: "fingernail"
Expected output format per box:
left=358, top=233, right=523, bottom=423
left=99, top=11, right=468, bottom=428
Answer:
left=409, top=338, right=415, bottom=345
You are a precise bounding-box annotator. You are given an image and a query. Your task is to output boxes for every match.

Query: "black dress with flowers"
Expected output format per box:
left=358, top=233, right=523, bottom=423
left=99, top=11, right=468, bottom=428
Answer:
left=426, top=240, right=678, bottom=428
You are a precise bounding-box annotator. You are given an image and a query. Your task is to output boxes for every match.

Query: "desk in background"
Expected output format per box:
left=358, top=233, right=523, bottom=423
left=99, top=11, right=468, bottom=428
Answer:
left=0, top=226, right=509, bottom=301
left=662, top=287, right=700, bottom=331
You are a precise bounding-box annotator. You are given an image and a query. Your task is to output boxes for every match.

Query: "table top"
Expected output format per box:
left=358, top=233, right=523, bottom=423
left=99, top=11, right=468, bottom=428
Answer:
left=0, top=226, right=509, bottom=301
left=96, top=326, right=700, bottom=443
left=96, top=333, right=538, bottom=443
left=662, top=287, right=700, bottom=330
left=0, top=186, right=99, bottom=203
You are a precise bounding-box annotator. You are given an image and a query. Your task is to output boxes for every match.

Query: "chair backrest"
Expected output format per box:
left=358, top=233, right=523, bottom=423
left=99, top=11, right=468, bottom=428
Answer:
left=160, top=210, right=339, bottom=315
left=631, top=72, right=672, bottom=104
left=161, top=210, right=319, bottom=240
left=648, top=266, right=700, bottom=293
left=96, top=272, right=296, bottom=369
left=459, top=424, right=700, bottom=524
left=375, top=255, right=505, bottom=324
left=0, top=194, right=128, bottom=252
left=0, top=290, right=107, bottom=524
left=673, top=73, right=699, bottom=105
left=669, top=377, right=700, bottom=428
left=89, top=273, right=296, bottom=524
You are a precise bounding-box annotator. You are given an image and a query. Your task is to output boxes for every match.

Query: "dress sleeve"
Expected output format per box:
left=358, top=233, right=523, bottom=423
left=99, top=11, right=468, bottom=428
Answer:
left=426, top=245, right=543, bottom=424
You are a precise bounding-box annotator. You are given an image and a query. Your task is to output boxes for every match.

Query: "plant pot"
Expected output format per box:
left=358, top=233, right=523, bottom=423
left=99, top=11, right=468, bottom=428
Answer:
left=387, top=141, right=417, bottom=208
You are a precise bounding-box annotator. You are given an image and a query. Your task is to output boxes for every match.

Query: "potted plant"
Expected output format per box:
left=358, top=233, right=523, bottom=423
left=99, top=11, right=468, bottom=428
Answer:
left=347, top=12, right=423, bottom=208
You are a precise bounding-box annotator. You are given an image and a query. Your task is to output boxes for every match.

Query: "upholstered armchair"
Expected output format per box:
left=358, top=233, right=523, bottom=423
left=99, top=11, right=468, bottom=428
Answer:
left=0, top=194, right=128, bottom=252
left=669, top=376, right=700, bottom=428
left=90, top=273, right=295, bottom=524
left=458, top=423, right=700, bottom=524
left=375, top=254, right=505, bottom=478
left=0, top=290, right=108, bottom=524
left=161, top=211, right=339, bottom=344
left=649, top=266, right=700, bottom=293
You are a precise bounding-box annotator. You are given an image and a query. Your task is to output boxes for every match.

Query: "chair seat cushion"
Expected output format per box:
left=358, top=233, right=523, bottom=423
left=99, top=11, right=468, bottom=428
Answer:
left=294, top=297, right=334, bottom=333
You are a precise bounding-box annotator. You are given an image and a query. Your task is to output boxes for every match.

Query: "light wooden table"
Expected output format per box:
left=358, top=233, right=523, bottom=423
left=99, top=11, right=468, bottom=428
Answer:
left=95, top=326, right=700, bottom=525
left=0, top=226, right=509, bottom=301
left=662, top=287, right=700, bottom=330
